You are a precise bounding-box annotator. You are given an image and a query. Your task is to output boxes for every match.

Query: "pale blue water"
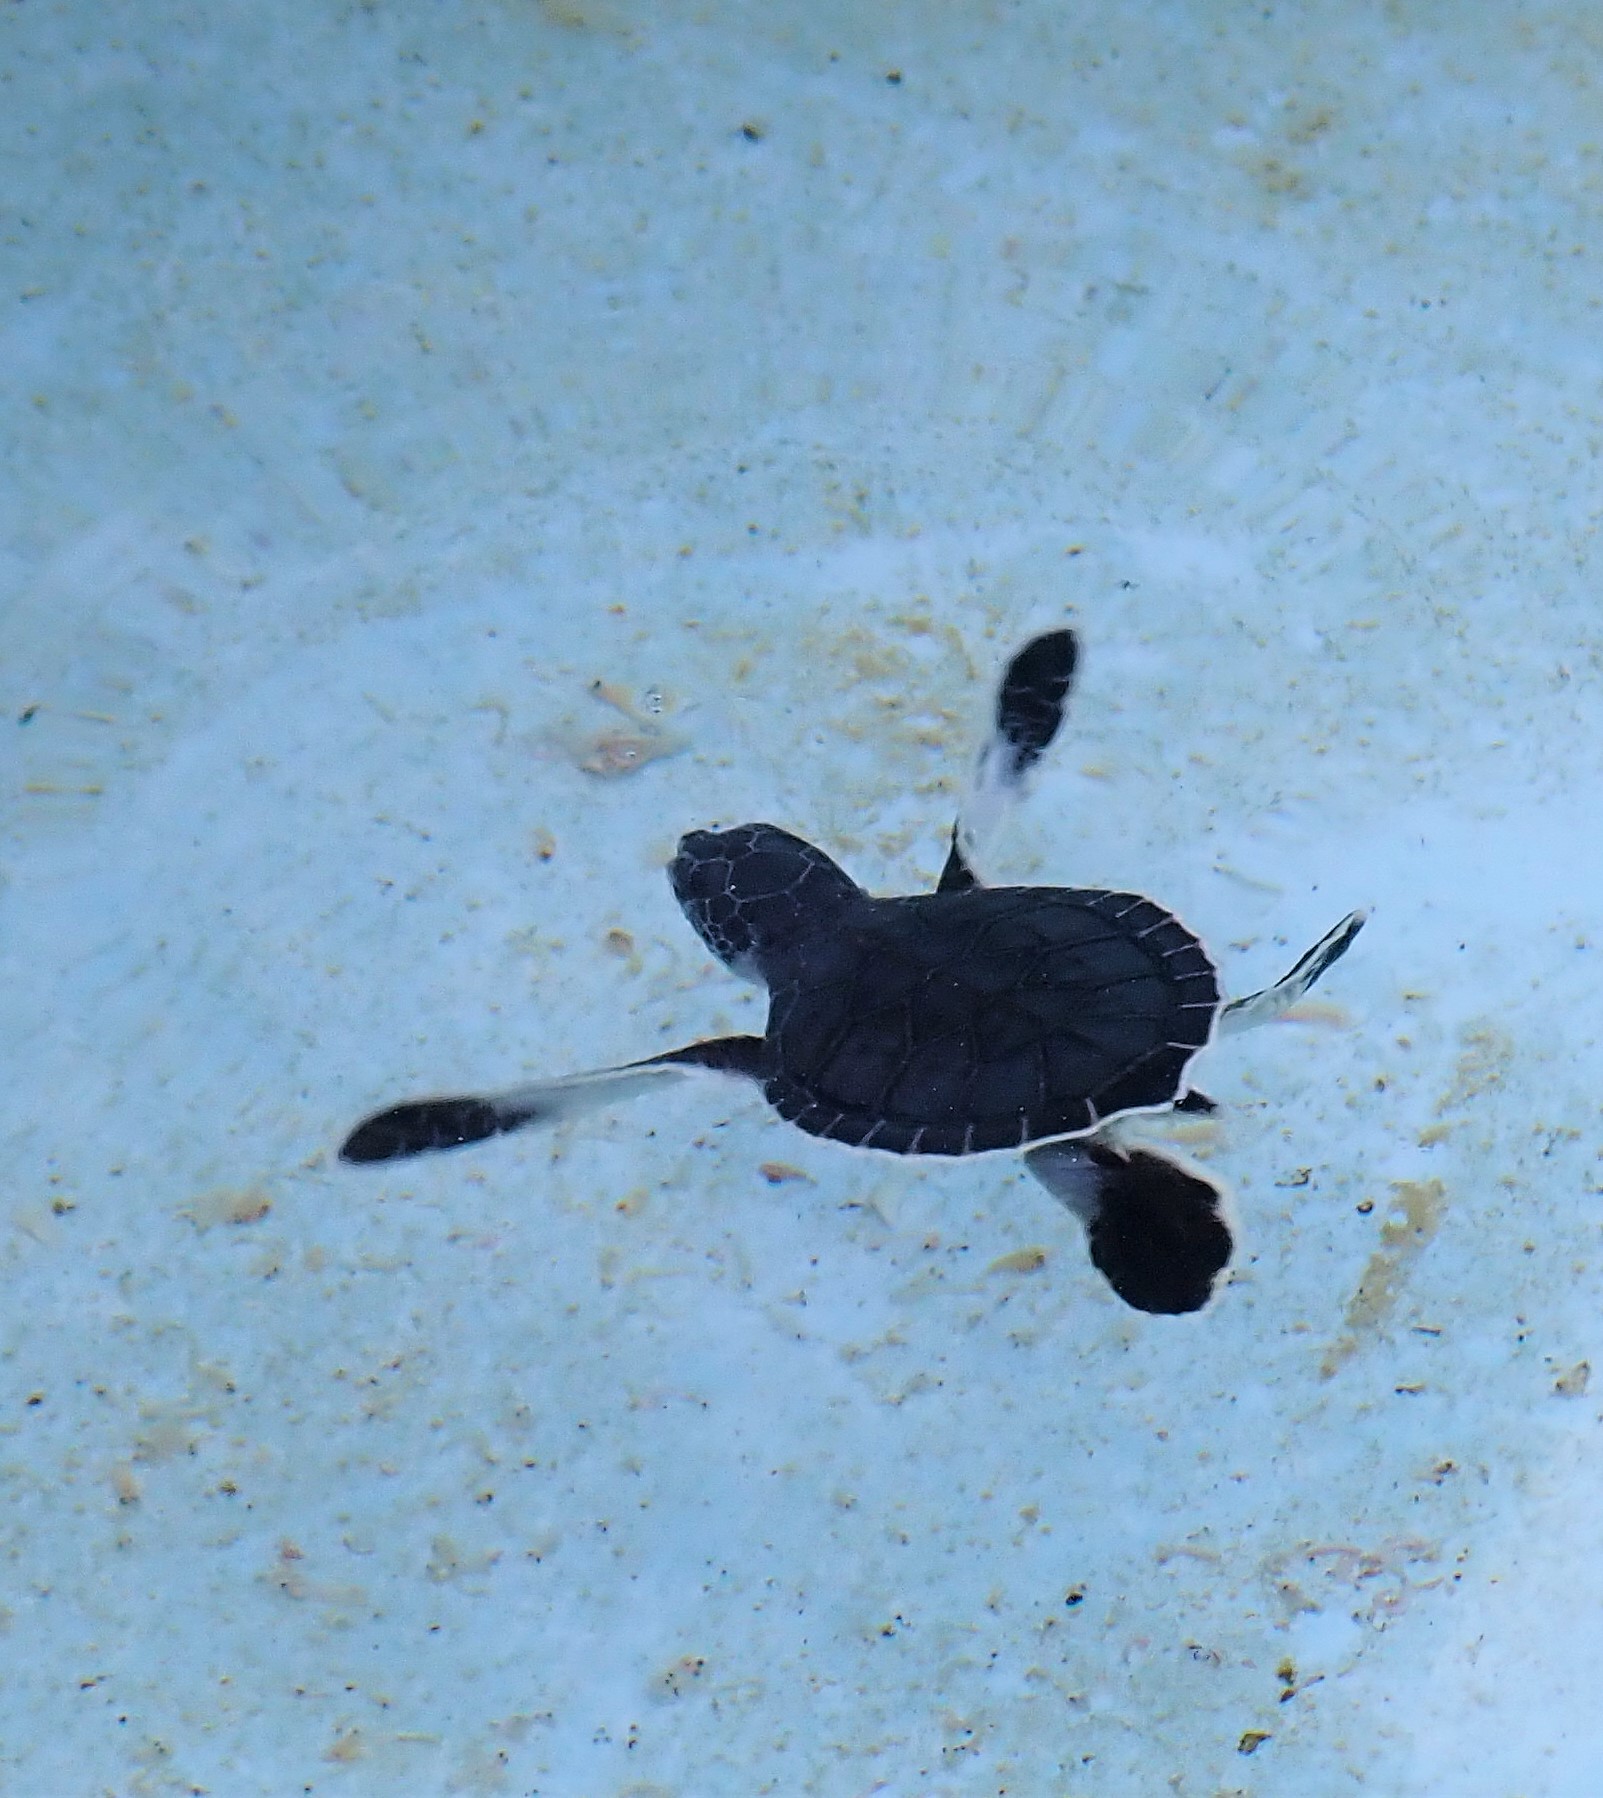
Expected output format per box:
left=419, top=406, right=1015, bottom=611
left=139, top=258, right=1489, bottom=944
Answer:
left=6, top=5, right=1603, bottom=1793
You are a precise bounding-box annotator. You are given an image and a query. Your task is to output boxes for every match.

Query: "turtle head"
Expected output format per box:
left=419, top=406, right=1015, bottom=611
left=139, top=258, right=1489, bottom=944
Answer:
left=670, top=823, right=861, bottom=981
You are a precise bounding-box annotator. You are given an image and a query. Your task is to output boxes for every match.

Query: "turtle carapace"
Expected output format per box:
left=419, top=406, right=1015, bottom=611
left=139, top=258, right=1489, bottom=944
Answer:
left=341, top=629, right=1365, bottom=1317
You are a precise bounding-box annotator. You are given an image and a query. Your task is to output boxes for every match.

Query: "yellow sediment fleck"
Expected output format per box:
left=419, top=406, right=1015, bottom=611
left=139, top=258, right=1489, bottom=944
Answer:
left=1213, top=862, right=1285, bottom=894
left=558, top=676, right=688, bottom=777
left=1278, top=999, right=1351, bottom=1028
left=987, top=1246, right=1049, bottom=1275
left=576, top=729, right=685, bottom=776
left=324, top=1729, right=365, bottom=1764
left=652, top=1654, right=708, bottom=1699
left=758, top=1162, right=811, bottom=1185
left=1554, top=1360, right=1591, bottom=1397
left=264, top=1539, right=367, bottom=1606
left=178, top=1186, right=272, bottom=1230
left=1435, top=1020, right=1513, bottom=1115
left=133, top=1413, right=198, bottom=1463
left=589, top=678, right=637, bottom=716
left=1321, top=1179, right=1446, bottom=1377
left=1155, top=1541, right=1223, bottom=1565
left=601, top=925, right=644, bottom=973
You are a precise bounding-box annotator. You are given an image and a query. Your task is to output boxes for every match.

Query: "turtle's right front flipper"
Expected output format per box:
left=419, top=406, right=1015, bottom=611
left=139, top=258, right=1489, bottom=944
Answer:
left=340, top=1036, right=768, bottom=1164
left=940, top=628, right=1079, bottom=893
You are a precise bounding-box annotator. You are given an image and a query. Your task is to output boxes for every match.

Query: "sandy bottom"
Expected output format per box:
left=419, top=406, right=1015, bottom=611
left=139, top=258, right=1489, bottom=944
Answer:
left=6, top=3, right=1603, bottom=1792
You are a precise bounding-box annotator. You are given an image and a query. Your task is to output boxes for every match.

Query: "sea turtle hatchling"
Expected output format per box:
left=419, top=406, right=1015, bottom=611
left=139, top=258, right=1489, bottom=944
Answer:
left=342, top=630, right=1364, bottom=1315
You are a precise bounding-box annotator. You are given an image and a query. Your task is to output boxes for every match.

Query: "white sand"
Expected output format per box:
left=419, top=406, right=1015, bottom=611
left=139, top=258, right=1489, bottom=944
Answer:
left=6, top=3, right=1603, bottom=1792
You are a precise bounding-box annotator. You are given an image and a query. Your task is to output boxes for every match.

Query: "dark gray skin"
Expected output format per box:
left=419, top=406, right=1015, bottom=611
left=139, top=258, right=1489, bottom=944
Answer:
left=341, top=630, right=1365, bottom=1315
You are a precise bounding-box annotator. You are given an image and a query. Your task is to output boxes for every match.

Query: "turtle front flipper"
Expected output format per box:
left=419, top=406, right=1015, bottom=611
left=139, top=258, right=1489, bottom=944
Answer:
left=340, top=1036, right=769, bottom=1164
left=939, top=628, right=1079, bottom=893
left=1024, top=1136, right=1233, bottom=1315
left=342, top=1095, right=525, bottom=1162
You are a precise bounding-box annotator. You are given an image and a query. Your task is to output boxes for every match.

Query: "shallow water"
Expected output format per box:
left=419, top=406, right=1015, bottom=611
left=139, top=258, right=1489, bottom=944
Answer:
left=6, top=4, right=1603, bottom=1792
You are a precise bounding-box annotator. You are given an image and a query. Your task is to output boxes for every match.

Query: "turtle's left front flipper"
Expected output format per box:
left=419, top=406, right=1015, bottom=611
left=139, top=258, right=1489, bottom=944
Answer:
left=340, top=1035, right=768, bottom=1164
left=1024, top=1137, right=1233, bottom=1315
left=939, top=628, right=1079, bottom=893
left=341, top=1093, right=537, bottom=1162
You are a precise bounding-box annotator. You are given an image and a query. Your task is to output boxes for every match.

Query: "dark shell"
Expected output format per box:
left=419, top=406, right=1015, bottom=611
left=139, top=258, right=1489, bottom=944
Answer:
left=760, top=886, right=1220, bottom=1155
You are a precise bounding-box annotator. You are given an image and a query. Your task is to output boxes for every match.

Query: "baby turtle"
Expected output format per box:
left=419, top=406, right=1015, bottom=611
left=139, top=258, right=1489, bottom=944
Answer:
left=342, top=630, right=1364, bottom=1315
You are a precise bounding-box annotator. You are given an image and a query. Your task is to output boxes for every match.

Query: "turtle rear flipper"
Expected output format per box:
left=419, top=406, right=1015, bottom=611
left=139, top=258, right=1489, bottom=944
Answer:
left=340, top=1036, right=768, bottom=1164
left=1219, top=909, right=1367, bottom=1036
left=1025, top=1137, right=1233, bottom=1315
